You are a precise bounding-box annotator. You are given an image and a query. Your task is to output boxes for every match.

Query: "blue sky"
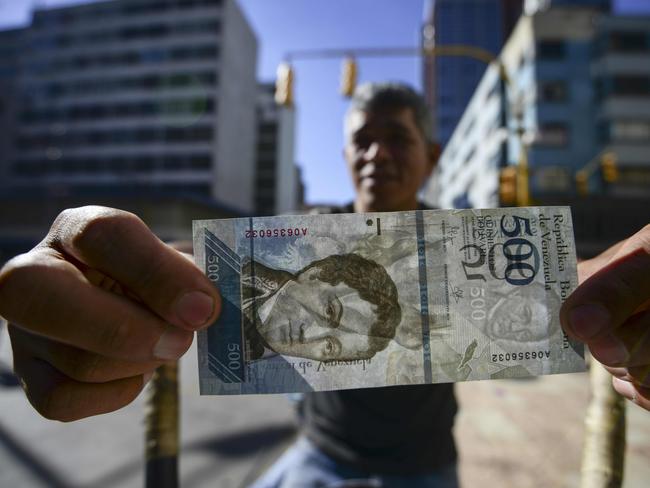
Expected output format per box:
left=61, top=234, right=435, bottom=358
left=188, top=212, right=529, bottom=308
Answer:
left=1, top=0, right=648, bottom=205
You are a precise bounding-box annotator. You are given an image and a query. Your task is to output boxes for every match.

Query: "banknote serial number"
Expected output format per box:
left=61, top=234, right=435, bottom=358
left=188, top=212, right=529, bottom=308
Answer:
left=245, top=227, right=308, bottom=238
left=492, top=350, right=551, bottom=362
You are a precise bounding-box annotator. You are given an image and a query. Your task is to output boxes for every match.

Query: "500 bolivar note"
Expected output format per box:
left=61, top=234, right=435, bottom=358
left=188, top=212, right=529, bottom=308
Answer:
left=193, top=207, right=585, bottom=395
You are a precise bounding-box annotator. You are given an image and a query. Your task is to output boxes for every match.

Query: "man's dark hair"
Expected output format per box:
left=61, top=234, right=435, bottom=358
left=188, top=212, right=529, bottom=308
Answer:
left=347, top=82, right=432, bottom=142
left=302, top=253, right=402, bottom=357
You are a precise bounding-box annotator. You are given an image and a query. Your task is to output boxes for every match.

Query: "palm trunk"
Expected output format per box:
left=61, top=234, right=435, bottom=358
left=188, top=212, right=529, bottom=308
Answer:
left=144, top=362, right=179, bottom=488
left=580, top=358, right=626, bottom=488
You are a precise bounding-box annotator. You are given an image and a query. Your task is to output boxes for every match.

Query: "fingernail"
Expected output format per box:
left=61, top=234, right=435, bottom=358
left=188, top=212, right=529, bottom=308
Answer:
left=174, top=291, right=214, bottom=329
left=594, top=335, right=628, bottom=365
left=613, top=377, right=637, bottom=402
left=153, top=328, right=190, bottom=360
left=569, top=303, right=610, bottom=339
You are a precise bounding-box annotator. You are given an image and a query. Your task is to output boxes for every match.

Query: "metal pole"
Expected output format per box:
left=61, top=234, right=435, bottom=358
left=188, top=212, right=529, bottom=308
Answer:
left=145, top=362, right=180, bottom=488
left=580, top=359, right=626, bottom=488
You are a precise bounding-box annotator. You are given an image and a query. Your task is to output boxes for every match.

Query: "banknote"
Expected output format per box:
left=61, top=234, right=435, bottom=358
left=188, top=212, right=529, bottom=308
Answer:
left=193, top=207, right=585, bottom=395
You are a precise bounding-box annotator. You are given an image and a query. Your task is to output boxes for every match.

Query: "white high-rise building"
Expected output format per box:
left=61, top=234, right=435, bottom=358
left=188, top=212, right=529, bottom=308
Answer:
left=1, top=0, right=258, bottom=213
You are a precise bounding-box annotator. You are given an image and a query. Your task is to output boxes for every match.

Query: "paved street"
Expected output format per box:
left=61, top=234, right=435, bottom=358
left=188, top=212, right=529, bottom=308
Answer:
left=2, top=324, right=649, bottom=488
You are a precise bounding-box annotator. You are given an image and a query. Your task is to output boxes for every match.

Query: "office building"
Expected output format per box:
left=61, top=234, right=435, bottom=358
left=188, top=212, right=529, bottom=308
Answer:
left=422, top=0, right=614, bottom=147
left=424, top=6, right=650, bottom=210
left=0, top=0, right=258, bottom=214
left=423, top=6, right=649, bottom=257
left=421, top=0, right=523, bottom=145
left=592, top=15, right=650, bottom=196
left=254, top=82, right=302, bottom=215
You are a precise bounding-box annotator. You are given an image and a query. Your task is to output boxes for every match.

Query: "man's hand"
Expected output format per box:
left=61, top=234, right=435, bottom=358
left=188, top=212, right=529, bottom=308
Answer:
left=0, top=206, right=221, bottom=421
left=561, top=224, right=650, bottom=410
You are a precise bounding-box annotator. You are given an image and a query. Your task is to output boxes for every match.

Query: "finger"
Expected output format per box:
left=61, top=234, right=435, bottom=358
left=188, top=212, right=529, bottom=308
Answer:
left=1, top=254, right=193, bottom=362
left=628, top=364, right=650, bottom=388
left=9, top=325, right=161, bottom=383
left=587, top=310, right=650, bottom=368
left=603, top=364, right=629, bottom=380
left=47, top=206, right=220, bottom=330
left=561, top=245, right=650, bottom=342
left=13, top=352, right=147, bottom=422
left=602, top=364, right=650, bottom=388
left=577, top=240, right=625, bottom=283
left=612, top=377, right=650, bottom=411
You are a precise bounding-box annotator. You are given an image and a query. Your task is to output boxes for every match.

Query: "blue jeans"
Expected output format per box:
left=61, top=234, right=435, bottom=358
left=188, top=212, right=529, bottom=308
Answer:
left=250, top=437, right=459, bottom=488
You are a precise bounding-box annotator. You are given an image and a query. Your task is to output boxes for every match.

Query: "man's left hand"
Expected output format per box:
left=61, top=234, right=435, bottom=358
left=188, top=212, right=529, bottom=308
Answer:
left=561, top=224, right=650, bottom=411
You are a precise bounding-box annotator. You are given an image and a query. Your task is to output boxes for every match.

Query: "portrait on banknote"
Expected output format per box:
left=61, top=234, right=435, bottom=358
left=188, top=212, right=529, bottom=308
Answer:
left=240, top=253, right=402, bottom=362
left=483, top=282, right=561, bottom=343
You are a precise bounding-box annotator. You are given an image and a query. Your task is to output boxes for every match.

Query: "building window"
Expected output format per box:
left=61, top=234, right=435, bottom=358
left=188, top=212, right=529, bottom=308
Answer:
left=34, top=44, right=219, bottom=76
left=486, top=81, right=500, bottom=102
left=609, top=32, right=648, bottom=53
left=33, top=71, right=218, bottom=99
left=14, top=125, right=214, bottom=149
left=611, top=120, right=650, bottom=142
left=540, top=80, right=568, bottom=102
left=463, top=118, right=476, bottom=138
left=20, top=97, right=215, bottom=123
left=11, top=153, right=212, bottom=175
left=612, top=76, right=650, bottom=96
left=534, top=166, right=571, bottom=192
left=537, top=40, right=566, bottom=60
left=257, top=142, right=276, bottom=152
left=617, top=167, right=650, bottom=187
left=537, top=122, right=569, bottom=146
left=463, top=147, right=476, bottom=165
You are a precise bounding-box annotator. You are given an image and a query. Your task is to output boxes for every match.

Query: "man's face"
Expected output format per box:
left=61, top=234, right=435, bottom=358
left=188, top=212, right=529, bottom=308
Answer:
left=344, top=106, right=437, bottom=212
left=488, top=295, right=550, bottom=342
left=256, top=268, right=379, bottom=361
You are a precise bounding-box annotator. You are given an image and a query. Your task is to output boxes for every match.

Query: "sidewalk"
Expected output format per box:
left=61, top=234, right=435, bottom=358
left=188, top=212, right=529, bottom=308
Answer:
left=1, top=324, right=649, bottom=487
left=454, top=369, right=650, bottom=488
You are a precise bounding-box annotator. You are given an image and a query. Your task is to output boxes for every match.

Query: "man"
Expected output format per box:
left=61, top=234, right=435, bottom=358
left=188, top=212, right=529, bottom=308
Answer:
left=0, top=81, right=648, bottom=482
left=242, top=253, right=401, bottom=361
left=249, top=83, right=647, bottom=486
left=250, top=83, right=459, bottom=487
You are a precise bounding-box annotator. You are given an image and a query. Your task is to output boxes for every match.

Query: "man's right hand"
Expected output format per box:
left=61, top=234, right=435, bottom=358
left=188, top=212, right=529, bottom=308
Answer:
left=0, top=206, right=221, bottom=421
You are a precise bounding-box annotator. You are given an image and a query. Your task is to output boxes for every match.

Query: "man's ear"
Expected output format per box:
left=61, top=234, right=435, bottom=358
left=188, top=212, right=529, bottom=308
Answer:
left=426, top=142, right=441, bottom=176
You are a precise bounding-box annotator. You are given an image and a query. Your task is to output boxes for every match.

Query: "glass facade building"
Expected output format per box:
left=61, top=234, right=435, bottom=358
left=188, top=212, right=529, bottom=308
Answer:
left=422, top=0, right=523, bottom=146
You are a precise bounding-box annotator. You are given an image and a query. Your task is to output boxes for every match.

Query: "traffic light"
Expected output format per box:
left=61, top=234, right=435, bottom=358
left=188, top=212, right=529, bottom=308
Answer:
left=499, top=166, right=517, bottom=206
left=601, top=152, right=619, bottom=183
left=275, top=62, right=294, bottom=107
left=340, top=57, right=357, bottom=97
left=576, top=170, right=589, bottom=196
